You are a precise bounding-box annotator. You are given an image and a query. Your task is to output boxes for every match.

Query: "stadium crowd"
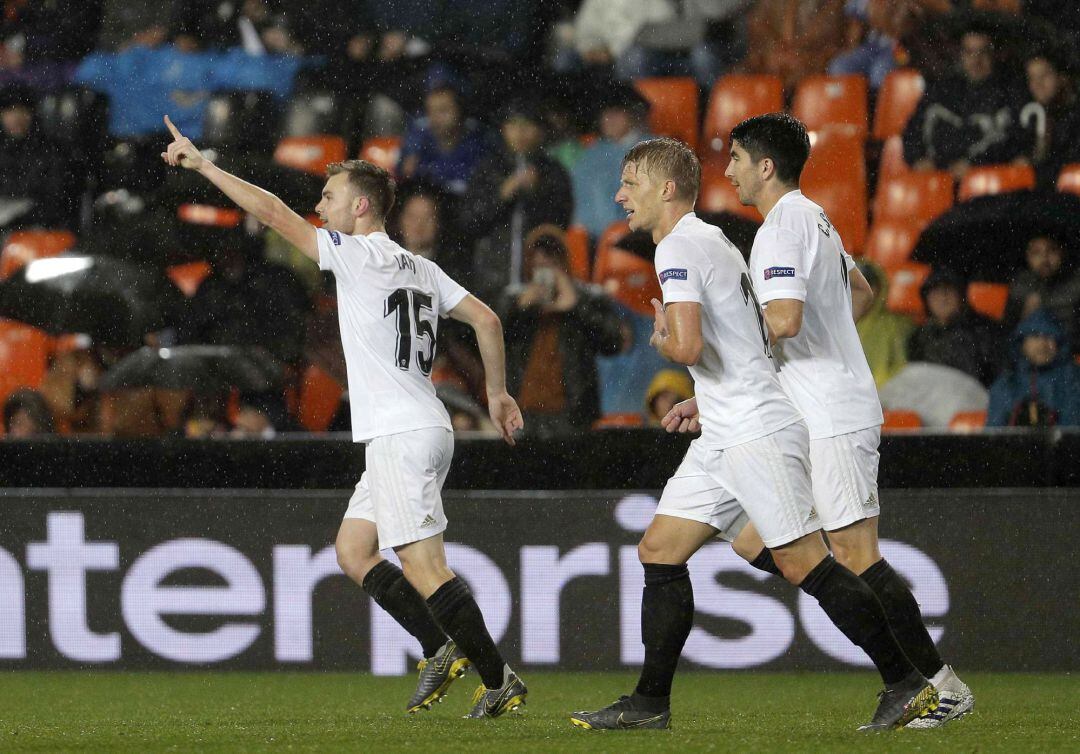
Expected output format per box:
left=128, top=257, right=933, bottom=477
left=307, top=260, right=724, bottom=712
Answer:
left=1, top=0, right=1079, bottom=438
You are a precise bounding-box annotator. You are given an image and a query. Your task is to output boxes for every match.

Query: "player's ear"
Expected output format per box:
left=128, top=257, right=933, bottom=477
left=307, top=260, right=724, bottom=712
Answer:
left=760, top=157, right=776, bottom=182
left=354, top=194, right=369, bottom=217
left=662, top=179, right=677, bottom=201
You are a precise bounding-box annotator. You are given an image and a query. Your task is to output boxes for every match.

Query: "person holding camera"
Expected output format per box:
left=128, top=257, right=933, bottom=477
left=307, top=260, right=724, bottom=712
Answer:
left=499, top=226, right=625, bottom=437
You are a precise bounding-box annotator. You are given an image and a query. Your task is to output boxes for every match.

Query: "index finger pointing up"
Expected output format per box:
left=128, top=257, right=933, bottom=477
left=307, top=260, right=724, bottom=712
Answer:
left=164, top=115, right=183, bottom=139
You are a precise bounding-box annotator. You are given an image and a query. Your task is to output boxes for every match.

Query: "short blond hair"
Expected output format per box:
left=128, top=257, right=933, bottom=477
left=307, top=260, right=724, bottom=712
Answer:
left=621, top=137, right=701, bottom=202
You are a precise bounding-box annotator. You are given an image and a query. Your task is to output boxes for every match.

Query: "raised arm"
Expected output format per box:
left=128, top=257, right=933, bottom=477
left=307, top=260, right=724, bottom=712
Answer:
left=448, top=294, right=524, bottom=444
left=161, top=115, right=318, bottom=261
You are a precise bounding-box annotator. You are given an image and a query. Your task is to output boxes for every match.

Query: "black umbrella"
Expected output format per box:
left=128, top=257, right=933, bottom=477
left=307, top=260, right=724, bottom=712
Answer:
left=911, top=191, right=1080, bottom=282
left=100, top=345, right=283, bottom=393
left=0, top=253, right=174, bottom=345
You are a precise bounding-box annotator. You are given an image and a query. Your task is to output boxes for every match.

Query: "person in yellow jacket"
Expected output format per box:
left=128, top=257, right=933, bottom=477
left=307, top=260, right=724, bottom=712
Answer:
left=855, top=260, right=915, bottom=388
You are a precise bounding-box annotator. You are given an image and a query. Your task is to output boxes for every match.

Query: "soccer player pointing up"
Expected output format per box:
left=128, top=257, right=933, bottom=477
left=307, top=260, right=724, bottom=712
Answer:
left=570, top=137, right=938, bottom=732
left=162, top=116, right=527, bottom=719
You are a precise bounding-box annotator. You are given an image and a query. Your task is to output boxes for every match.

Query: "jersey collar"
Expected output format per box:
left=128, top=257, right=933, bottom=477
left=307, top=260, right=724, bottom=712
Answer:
left=765, top=189, right=803, bottom=221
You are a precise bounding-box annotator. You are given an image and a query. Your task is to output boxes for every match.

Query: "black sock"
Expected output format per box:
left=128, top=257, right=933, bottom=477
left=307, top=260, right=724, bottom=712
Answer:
left=362, top=560, right=447, bottom=658
left=634, top=563, right=693, bottom=702
left=860, top=558, right=944, bottom=679
left=426, top=577, right=505, bottom=689
left=749, top=548, right=781, bottom=576
left=799, top=555, right=916, bottom=685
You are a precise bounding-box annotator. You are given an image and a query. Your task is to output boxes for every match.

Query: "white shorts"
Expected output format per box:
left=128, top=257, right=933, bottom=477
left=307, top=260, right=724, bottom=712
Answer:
left=344, top=427, right=453, bottom=550
left=656, top=421, right=820, bottom=549
left=810, top=426, right=881, bottom=531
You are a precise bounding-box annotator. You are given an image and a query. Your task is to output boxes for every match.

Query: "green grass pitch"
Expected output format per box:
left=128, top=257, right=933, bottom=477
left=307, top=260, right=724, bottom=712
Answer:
left=1, top=671, right=1076, bottom=752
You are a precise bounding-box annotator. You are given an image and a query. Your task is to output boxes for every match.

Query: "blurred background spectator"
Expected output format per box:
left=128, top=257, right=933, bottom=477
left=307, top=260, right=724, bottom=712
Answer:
left=644, top=369, right=695, bottom=426
left=499, top=227, right=623, bottom=437
left=855, top=260, right=914, bottom=388
left=398, top=84, right=489, bottom=196
left=1020, top=46, right=1080, bottom=189
left=908, top=268, right=1002, bottom=386
left=0, top=84, right=71, bottom=228
left=987, top=309, right=1080, bottom=427
left=2, top=387, right=55, bottom=437
left=746, top=0, right=847, bottom=92
left=1004, top=236, right=1080, bottom=353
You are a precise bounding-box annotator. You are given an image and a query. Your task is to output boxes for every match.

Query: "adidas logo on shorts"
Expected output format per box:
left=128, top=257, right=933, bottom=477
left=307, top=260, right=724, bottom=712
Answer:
left=865, top=492, right=878, bottom=508
left=420, top=514, right=437, bottom=528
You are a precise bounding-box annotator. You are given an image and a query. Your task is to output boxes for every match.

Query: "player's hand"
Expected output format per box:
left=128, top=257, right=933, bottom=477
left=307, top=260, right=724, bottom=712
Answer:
left=649, top=298, right=668, bottom=351
left=161, top=115, right=206, bottom=171
left=661, top=397, right=700, bottom=434
left=487, top=391, right=524, bottom=446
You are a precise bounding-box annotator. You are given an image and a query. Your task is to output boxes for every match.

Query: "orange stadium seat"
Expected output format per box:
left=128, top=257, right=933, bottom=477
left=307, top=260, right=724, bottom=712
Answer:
left=864, top=221, right=920, bottom=269
left=802, top=129, right=867, bottom=252
left=967, top=281, right=1009, bottom=320
left=0, top=319, right=52, bottom=405
left=957, top=164, right=1035, bottom=202
left=634, top=77, right=700, bottom=151
left=298, top=363, right=343, bottom=432
left=874, top=171, right=954, bottom=227
left=166, top=260, right=213, bottom=297
left=593, top=412, right=645, bottom=429
left=273, top=135, right=348, bottom=176
left=1057, top=164, right=1080, bottom=195
left=873, top=69, right=925, bottom=141
left=564, top=224, right=591, bottom=281
left=701, top=74, right=784, bottom=153
left=949, top=410, right=987, bottom=432
left=882, top=409, right=923, bottom=431
left=594, top=219, right=631, bottom=264
left=792, top=74, right=868, bottom=138
left=0, top=229, right=77, bottom=280
left=876, top=135, right=910, bottom=193
left=177, top=203, right=242, bottom=228
left=593, top=247, right=662, bottom=317
left=698, top=156, right=762, bottom=220
left=359, top=135, right=401, bottom=175
left=886, top=261, right=930, bottom=320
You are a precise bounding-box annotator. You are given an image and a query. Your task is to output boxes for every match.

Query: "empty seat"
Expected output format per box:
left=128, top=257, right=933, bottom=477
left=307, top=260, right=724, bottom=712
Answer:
left=359, top=136, right=402, bottom=175
left=802, top=129, right=867, bottom=252
left=593, top=412, right=645, bottom=429
left=949, top=410, right=987, bottom=431
left=202, top=91, right=281, bottom=154
left=594, top=219, right=631, bottom=265
left=876, top=135, right=909, bottom=194
left=35, top=86, right=108, bottom=156
left=177, top=204, right=242, bottom=228
left=1057, top=163, right=1080, bottom=195
left=564, top=224, right=591, bottom=281
left=886, top=262, right=930, bottom=320
left=957, top=164, right=1036, bottom=202
left=166, top=260, right=212, bottom=297
left=697, top=156, right=762, bottom=220
left=0, top=319, right=52, bottom=405
left=864, top=221, right=920, bottom=270
left=792, top=74, right=869, bottom=138
left=0, top=229, right=77, bottom=280
left=874, top=171, right=954, bottom=227
left=872, top=69, right=925, bottom=140
left=298, top=363, right=343, bottom=432
left=882, top=409, right=923, bottom=431
left=701, top=74, right=784, bottom=153
left=274, top=135, right=348, bottom=176
left=967, top=281, right=1009, bottom=320
left=634, top=77, right=700, bottom=151
left=593, top=247, right=662, bottom=317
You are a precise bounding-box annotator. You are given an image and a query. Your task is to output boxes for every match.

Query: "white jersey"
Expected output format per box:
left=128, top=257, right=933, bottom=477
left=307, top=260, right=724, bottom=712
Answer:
left=317, top=228, right=469, bottom=443
left=750, top=190, right=883, bottom=439
left=656, top=213, right=802, bottom=449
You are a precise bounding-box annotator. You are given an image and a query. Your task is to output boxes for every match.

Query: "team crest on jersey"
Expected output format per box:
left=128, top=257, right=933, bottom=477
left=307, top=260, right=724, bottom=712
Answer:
left=329, top=231, right=342, bottom=246
left=764, top=266, right=795, bottom=280
left=659, top=268, right=688, bottom=283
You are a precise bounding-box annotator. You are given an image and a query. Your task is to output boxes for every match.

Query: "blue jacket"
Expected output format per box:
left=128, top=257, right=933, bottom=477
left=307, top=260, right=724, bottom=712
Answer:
left=74, top=45, right=303, bottom=138
left=987, top=309, right=1080, bottom=426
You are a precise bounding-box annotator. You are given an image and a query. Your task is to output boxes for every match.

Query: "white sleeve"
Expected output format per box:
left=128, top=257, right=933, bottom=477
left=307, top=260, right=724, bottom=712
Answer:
left=654, top=238, right=705, bottom=305
left=316, top=228, right=373, bottom=284
left=424, top=258, right=469, bottom=316
left=750, top=226, right=810, bottom=304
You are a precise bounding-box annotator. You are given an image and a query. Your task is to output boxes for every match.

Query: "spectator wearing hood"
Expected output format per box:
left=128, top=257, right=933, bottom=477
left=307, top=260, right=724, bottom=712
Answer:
left=1004, top=236, right=1080, bottom=353
left=987, top=309, right=1080, bottom=427
left=907, top=267, right=1002, bottom=385
left=854, top=260, right=915, bottom=387
left=644, top=369, right=694, bottom=426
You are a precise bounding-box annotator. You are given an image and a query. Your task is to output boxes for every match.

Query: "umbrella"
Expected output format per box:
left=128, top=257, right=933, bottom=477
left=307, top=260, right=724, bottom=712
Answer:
left=911, top=191, right=1080, bottom=282
left=100, top=344, right=283, bottom=393
left=0, top=253, right=175, bottom=345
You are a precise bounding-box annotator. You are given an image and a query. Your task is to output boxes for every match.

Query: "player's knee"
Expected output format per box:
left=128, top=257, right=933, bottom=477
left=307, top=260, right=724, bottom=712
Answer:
left=336, top=540, right=377, bottom=582
left=828, top=539, right=880, bottom=575
left=637, top=533, right=673, bottom=565
left=731, top=536, right=759, bottom=563
left=770, top=551, right=812, bottom=586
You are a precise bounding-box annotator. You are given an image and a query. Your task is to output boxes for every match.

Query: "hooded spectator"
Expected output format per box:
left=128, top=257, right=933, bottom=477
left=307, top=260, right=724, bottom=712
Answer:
left=908, top=267, right=1002, bottom=385
left=2, top=388, right=56, bottom=437
left=855, top=260, right=915, bottom=387
left=645, top=369, right=694, bottom=426
left=987, top=309, right=1080, bottom=426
